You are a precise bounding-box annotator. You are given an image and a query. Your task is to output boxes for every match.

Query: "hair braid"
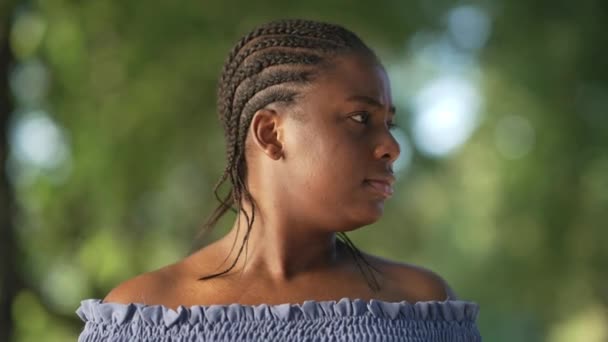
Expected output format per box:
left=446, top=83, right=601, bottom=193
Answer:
left=217, top=25, right=360, bottom=117
left=199, top=19, right=381, bottom=291
left=222, top=34, right=344, bottom=86
left=232, top=70, right=313, bottom=121
left=219, top=50, right=323, bottom=124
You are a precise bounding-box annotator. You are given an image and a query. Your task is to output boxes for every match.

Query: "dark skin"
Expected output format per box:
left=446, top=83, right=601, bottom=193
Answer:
left=105, top=54, right=456, bottom=309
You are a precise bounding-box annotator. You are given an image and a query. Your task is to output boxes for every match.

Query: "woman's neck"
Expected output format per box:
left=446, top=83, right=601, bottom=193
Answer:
left=217, top=209, right=344, bottom=281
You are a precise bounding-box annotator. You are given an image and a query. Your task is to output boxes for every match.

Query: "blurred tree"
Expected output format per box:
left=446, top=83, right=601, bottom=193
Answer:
left=1, top=1, right=21, bottom=341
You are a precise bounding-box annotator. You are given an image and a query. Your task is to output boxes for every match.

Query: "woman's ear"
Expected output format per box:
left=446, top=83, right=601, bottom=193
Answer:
left=249, top=108, right=283, bottom=160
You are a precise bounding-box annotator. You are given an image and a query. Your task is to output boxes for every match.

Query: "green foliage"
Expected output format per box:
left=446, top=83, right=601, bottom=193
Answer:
left=5, top=0, right=607, bottom=341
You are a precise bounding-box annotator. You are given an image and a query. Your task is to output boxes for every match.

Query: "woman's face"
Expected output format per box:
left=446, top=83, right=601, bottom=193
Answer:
left=280, top=54, right=400, bottom=231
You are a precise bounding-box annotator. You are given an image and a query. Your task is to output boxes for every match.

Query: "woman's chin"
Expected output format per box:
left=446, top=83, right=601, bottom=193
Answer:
left=340, top=203, right=385, bottom=231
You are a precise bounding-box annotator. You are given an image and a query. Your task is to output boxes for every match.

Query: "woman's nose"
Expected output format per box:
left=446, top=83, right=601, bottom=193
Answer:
left=373, top=129, right=401, bottom=163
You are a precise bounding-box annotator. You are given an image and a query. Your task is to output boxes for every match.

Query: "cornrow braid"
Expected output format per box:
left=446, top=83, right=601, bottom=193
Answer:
left=218, top=19, right=352, bottom=93
left=224, top=51, right=322, bottom=132
left=199, top=19, right=381, bottom=291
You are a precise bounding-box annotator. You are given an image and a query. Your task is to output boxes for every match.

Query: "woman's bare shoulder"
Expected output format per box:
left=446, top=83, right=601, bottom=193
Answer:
left=364, top=253, right=458, bottom=301
left=102, top=246, right=222, bottom=307
left=103, top=263, right=182, bottom=306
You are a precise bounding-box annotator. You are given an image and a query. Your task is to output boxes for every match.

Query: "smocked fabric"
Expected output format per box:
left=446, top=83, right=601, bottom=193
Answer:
left=76, top=298, right=481, bottom=341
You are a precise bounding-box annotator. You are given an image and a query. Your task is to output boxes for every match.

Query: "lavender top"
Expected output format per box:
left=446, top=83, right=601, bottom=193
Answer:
left=76, top=298, right=481, bottom=341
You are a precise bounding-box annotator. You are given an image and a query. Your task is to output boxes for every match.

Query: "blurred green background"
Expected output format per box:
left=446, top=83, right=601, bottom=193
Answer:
left=1, top=0, right=607, bottom=341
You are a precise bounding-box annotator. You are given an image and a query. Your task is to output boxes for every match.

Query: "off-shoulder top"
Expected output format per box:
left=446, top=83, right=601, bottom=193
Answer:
left=76, top=298, right=481, bottom=341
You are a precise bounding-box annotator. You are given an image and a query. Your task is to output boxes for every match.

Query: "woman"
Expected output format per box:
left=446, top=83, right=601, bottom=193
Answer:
left=77, top=19, right=481, bottom=341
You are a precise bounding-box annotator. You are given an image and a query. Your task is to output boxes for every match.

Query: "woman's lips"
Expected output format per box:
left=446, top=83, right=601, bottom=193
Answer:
left=364, top=180, right=394, bottom=198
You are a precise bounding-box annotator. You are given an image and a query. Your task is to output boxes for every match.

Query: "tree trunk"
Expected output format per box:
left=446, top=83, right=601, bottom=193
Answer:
left=0, top=1, right=20, bottom=341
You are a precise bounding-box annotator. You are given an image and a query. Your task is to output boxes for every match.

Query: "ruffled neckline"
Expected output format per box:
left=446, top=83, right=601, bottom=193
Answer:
left=77, top=298, right=479, bottom=327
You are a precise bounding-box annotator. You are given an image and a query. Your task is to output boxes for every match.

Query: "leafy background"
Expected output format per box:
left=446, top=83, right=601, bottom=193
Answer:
left=1, top=0, right=606, bottom=341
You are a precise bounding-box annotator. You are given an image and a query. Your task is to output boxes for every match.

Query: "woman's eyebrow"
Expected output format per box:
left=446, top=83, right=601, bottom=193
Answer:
left=346, top=95, right=396, bottom=114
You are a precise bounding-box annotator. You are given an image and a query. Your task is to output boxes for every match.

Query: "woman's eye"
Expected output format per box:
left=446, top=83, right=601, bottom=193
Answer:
left=350, top=112, right=370, bottom=124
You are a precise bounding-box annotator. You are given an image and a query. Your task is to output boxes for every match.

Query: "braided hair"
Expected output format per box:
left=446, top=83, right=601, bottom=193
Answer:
left=199, top=19, right=381, bottom=291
